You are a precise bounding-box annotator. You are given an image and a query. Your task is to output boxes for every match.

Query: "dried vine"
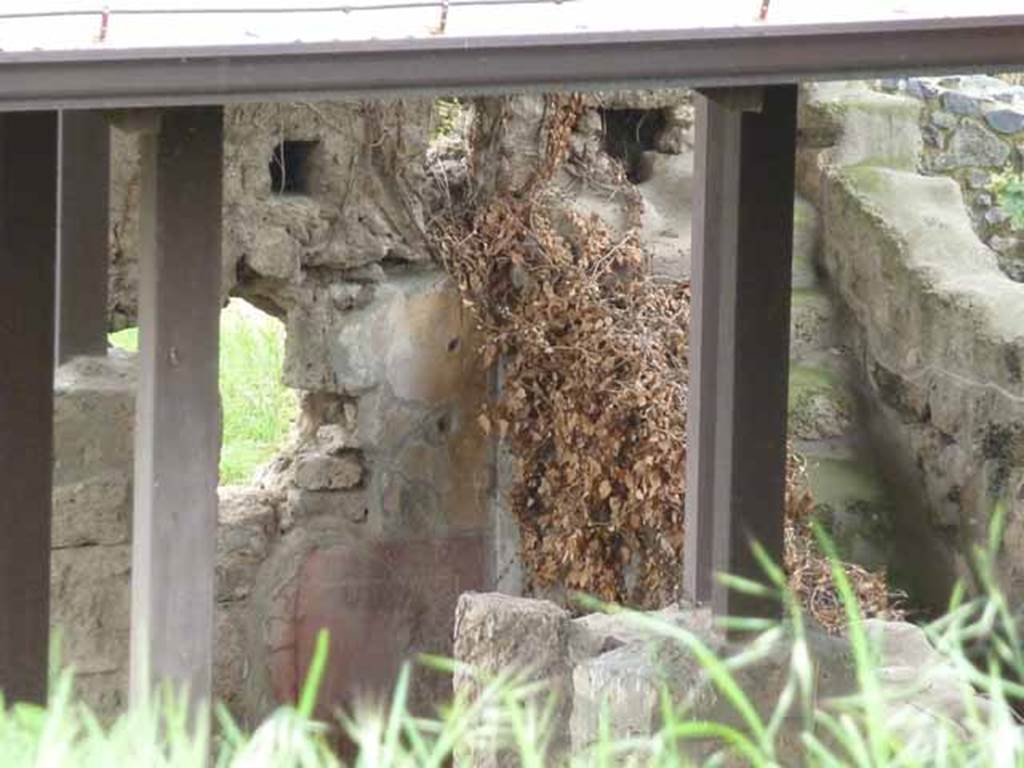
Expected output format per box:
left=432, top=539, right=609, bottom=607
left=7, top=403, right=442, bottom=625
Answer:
left=432, top=94, right=903, bottom=624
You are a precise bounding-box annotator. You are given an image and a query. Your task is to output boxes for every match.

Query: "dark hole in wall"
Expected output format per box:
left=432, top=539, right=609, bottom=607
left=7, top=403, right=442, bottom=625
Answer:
left=600, top=108, right=669, bottom=184
left=269, top=140, right=320, bottom=195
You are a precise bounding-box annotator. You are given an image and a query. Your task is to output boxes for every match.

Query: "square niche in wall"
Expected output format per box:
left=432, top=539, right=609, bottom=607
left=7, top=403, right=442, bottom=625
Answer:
left=269, top=139, right=321, bottom=196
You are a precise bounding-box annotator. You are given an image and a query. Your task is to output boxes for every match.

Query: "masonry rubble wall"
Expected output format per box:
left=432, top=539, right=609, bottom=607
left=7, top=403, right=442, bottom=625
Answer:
left=58, top=99, right=500, bottom=722
left=877, top=74, right=1024, bottom=280
left=57, top=90, right=701, bottom=720
left=57, top=76, right=1024, bottom=722
left=799, top=80, right=1024, bottom=607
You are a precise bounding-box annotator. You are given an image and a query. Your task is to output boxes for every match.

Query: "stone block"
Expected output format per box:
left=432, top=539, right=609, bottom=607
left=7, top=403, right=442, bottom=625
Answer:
left=809, top=85, right=923, bottom=171
left=905, top=77, right=941, bottom=100
left=283, top=488, right=370, bottom=525
left=50, top=545, right=131, bottom=702
left=52, top=472, right=131, bottom=548
left=237, top=223, right=300, bottom=281
left=941, top=90, right=983, bottom=117
left=216, top=488, right=278, bottom=601
left=967, top=168, right=992, bottom=189
left=571, top=644, right=663, bottom=752
left=930, top=110, right=958, bottom=129
left=315, top=423, right=360, bottom=453
left=293, top=452, right=363, bottom=491
left=935, top=120, right=1011, bottom=169
left=984, top=107, right=1024, bottom=135
left=568, top=604, right=710, bottom=664
left=453, top=593, right=572, bottom=765
left=53, top=353, right=136, bottom=485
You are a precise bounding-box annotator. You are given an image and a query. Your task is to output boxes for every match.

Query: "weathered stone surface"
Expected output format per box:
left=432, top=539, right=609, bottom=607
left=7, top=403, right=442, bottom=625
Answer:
left=50, top=544, right=131, bottom=715
left=271, top=537, right=489, bottom=717
left=454, top=592, right=571, bottom=688
left=568, top=604, right=708, bottom=664
left=636, top=152, right=694, bottom=280
left=314, top=423, right=360, bottom=453
left=110, top=100, right=435, bottom=324
left=108, top=127, right=142, bottom=329
left=214, top=603, right=250, bottom=717
left=471, top=95, right=547, bottom=197
left=802, top=84, right=923, bottom=172
left=984, top=106, right=1024, bottom=135
left=791, top=196, right=821, bottom=291
left=293, top=452, right=363, bottom=491
left=806, top=456, right=896, bottom=570
left=905, top=77, right=941, bottom=100
left=822, top=164, right=1024, bottom=600
left=236, top=223, right=300, bottom=282
left=930, top=110, right=958, bottom=129
left=454, top=593, right=572, bottom=766
left=52, top=474, right=131, bottom=549
left=285, top=272, right=471, bottom=396
left=967, top=168, right=992, bottom=189
left=571, top=643, right=663, bottom=750
left=53, top=352, right=135, bottom=485
left=50, top=354, right=137, bottom=717
left=935, top=120, right=1011, bottom=169
left=216, top=488, right=279, bottom=601
left=790, top=289, right=835, bottom=360
left=291, top=271, right=494, bottom=539
left=788, top=364, right=852, bottom=441
left=941, top=90, right=983, bottom=116
left=456, top=598, right=988, bottom=762
left=283, top=488, right=370, bottom=525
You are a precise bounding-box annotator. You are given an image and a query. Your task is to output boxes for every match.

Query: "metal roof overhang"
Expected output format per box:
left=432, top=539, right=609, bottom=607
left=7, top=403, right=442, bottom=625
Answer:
left=1, top=13, right=1024, bottom=111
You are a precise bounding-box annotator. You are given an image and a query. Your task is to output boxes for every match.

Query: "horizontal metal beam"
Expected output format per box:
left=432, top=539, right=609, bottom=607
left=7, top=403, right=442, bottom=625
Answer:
left=0, top=15, right=1021, bottom=109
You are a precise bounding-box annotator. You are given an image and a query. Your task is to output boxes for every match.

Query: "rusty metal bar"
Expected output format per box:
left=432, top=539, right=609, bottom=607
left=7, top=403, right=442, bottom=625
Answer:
left=0, top=111, right=58, bottom=705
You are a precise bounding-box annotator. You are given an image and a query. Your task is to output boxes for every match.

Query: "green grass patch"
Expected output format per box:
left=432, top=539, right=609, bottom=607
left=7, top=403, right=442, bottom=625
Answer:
left=109, top=299, right=297, bottom=485
left=13, top=521, right=1024, bottom=766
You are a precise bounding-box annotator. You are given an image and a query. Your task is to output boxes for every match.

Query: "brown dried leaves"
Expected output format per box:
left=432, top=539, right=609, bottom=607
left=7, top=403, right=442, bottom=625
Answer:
left=440, top=193, right=687, bottom=606
left=433, top=92, right=903, bottom=624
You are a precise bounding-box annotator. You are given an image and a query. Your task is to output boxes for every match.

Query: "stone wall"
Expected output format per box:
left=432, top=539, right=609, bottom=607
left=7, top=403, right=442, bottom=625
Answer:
left=59, top=91, right=700, bottom=719
left=52, top=354, right=135, bottom=715
left=879, top=75, right=1024, bottom=279
left=799, top=81, right=1024, bottom=607
left=56, top=100, right=499, bottom=722
left=59, top=77, right=1024, bottom=722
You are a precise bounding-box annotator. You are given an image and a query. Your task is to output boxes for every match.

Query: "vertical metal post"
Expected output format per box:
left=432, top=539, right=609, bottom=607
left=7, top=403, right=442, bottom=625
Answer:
left=684, top=86, right=797, bottom=620
left=56, top=111, right=111, bottom=364
left=684, top=91, right=740, bottom=605
left=131, top=107, right=222, bottom=711
left=0, top=112, right=58, bottom=704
